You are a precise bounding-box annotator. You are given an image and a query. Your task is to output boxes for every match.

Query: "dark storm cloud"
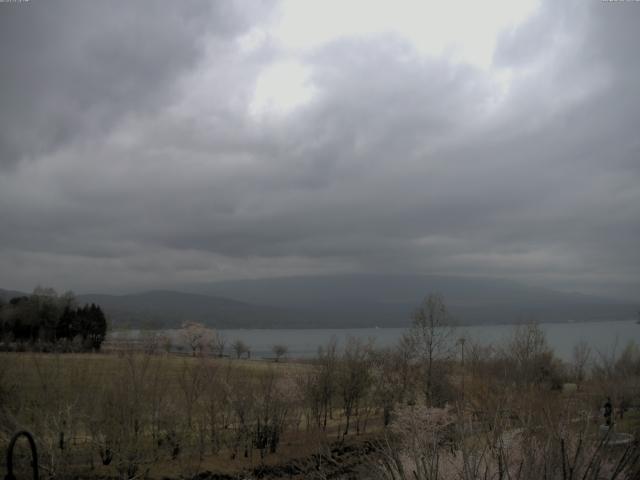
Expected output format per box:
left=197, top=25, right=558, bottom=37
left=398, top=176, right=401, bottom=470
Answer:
left=0, top=0, right=258, bottom=168
left=0, top=0, right=639, bottom=298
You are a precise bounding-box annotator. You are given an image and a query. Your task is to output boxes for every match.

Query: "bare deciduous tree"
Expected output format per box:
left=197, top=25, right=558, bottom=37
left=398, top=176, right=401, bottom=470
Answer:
left=231, top=339, right=250, bottom=359
left=208, top=331, right=226, bottom=357
left=408, top=293, right=455, bottom=405
left=339, top=337, right=372, bottom=435
left=571, top=340, right=591, bottom=382
left=504, top=322, right=558, bottom=386
left=272, top=344, right=288, bottom=362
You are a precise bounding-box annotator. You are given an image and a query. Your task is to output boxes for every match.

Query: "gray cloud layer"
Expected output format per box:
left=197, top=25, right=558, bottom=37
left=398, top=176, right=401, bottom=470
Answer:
left=0, top=0, right=639, bottom=298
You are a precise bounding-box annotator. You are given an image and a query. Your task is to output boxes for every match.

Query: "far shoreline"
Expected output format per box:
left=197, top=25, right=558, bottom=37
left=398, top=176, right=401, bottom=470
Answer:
left=108, top=317, right=638, bottom=332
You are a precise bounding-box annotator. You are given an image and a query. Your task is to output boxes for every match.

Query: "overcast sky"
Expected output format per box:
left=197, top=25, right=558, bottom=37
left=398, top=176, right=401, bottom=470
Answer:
left=1, top=0, right=639, bottom=299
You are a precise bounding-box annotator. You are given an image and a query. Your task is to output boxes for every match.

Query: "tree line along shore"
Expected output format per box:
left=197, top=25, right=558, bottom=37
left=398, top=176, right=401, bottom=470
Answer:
left=0, top=287, right=107, bottom=352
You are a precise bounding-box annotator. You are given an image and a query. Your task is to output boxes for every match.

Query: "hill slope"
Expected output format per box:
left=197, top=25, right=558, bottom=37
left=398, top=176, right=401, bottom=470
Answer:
left=0, top=288, right=27, bottom=302
left=76, top=290, right=303, bottom=329
left=194, top=274, right=638, bottom=326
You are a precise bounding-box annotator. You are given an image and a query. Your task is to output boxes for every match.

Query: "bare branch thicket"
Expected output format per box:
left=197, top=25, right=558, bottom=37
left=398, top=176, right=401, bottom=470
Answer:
left=571, top=340, right=592, bottom=383
left=338, top=336, right=373, bottom=436
left=500, top=322, right=567, bottom=389
left=253, top=368, right=294, bottom=457
left=90, top=351, right=155, bottom=479
left=408, top=293, right=456, bottom=406
left=370, top=345, right=418, bottom=427
left=226, top=368, right=257, bottom=460
left=373, top=404, right=455, bottom=480
left=208, top=331, right=226, bottom=357
left=201, top=359, right=227, bottom=455
left=231, top=339, right=250, bottom=359
left=298, top=338, right=339, bottom=431
left=374, top=386, right=640, bottom=480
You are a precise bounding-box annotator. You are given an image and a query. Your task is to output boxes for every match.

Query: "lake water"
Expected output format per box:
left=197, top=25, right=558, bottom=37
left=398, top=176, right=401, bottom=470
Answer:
left=110, top=319, right=640, bottom=361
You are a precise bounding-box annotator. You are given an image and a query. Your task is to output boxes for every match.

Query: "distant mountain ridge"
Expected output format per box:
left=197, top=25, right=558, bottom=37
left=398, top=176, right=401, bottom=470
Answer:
left=196, top=274, right=625, bottom=308
left=1, top=274, right=637, bottom=329
left=193, top=274, right=637, bottom=327
left=0, top=288, right=27, bottom=302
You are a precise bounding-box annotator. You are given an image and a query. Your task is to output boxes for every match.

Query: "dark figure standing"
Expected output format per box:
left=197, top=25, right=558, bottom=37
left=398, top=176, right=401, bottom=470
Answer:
left=604, top=397, right=613, bottom=427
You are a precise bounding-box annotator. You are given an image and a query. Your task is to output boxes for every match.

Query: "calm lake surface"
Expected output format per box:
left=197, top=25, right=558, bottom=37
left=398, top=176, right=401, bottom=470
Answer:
left=111, top=320, right=639, bottom=361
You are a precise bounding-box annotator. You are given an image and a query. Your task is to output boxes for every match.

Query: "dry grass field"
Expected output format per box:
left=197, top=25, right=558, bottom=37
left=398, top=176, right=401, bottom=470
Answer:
left=0, top=350, right=384, bottom=479
left=1, top=323, right=640, bottom=479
